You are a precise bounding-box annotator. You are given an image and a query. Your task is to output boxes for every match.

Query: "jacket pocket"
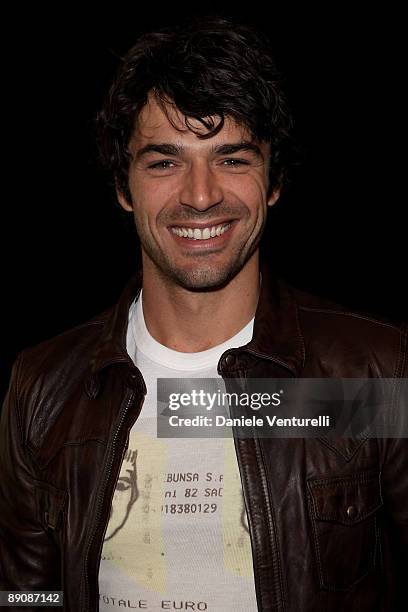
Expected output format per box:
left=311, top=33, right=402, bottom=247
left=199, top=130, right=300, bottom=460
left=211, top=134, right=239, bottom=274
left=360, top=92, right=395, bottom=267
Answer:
left=307, top=470, right=383, bottom=591
left=34, top=479, right=67, bottom=531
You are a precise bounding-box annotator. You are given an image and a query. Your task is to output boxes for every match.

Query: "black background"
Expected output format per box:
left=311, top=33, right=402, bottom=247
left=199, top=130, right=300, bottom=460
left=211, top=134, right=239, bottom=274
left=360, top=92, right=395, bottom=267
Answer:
left=1, top=2, right=406, bottom=399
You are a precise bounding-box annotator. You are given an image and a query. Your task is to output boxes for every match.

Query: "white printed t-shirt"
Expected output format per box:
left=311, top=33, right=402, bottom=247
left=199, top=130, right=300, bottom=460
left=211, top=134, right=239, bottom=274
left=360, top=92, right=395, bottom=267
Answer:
left=98, top=292, right=258, bottom=611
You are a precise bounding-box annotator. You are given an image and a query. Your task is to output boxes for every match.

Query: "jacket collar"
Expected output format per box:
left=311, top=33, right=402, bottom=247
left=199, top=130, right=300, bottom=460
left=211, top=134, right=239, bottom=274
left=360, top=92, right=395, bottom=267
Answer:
left=86, top=261, right=305, bottom=397
left=245, top=258, right=306, bottom=375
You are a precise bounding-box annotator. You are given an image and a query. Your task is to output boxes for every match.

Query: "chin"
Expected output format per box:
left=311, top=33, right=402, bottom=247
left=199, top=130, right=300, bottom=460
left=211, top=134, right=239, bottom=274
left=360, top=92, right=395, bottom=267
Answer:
left=167, top=263, right=242, bottom=292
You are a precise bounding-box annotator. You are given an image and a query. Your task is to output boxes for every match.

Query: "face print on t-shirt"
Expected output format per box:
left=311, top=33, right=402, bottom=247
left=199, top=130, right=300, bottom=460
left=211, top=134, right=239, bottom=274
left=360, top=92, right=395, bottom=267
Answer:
left=105, top=448, right=139, bottom=541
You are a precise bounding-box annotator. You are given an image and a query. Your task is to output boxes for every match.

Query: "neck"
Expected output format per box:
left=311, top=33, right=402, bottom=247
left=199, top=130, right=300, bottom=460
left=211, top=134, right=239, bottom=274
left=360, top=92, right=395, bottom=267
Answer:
left=140, top=253, right=260, bottom=352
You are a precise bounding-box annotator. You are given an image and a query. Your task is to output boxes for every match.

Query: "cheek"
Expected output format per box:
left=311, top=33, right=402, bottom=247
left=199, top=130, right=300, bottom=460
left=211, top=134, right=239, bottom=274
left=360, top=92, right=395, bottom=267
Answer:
left=131, top=177, right=175, bottom=223
left=227, top=173, right=268, bottom=203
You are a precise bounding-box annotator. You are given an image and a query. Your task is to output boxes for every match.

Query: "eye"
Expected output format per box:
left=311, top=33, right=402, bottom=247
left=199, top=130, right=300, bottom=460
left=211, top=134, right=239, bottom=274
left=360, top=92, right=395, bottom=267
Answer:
left=222, top=159, right=249, bottom=167
left=148, top=160, right=176, bottom=170
left=116, top=478, right=131, bottom=492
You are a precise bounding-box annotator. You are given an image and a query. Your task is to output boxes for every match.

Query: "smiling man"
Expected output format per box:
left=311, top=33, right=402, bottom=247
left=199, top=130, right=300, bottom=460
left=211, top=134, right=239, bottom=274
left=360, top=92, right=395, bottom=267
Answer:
left=1, top=16, right=407, bottom=612
left=117, top=96, right=278, bottom=353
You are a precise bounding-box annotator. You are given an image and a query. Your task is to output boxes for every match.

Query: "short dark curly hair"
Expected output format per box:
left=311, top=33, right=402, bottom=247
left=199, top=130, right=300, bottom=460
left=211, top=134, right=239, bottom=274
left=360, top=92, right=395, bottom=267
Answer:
left=97, top=16, right=295, bottom=202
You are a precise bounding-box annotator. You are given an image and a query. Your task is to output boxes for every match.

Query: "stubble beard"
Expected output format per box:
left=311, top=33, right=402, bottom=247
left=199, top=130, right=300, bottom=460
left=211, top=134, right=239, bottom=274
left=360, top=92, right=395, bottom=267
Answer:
left=134, top=204, right=265, bottom=291
left=138, top=228, right=264, bottom=292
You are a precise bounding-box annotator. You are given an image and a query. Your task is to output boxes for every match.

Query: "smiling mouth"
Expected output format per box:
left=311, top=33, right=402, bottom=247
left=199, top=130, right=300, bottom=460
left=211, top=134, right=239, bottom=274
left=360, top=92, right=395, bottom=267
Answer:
left=170, top=222, right=231, bottom=240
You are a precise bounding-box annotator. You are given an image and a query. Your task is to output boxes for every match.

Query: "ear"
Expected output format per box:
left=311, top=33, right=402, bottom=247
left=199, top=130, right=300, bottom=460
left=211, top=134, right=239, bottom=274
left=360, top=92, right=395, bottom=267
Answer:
left=267, top=188, right=281, bottom=208
left=115, top=178, right=133, bottom=212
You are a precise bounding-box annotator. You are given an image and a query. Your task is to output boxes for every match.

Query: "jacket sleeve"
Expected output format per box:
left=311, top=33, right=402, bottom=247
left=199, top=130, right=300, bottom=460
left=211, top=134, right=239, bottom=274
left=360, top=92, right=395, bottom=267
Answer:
left=380, top=324, right=408, bottom=610
left=0, top=350, right=61, bottom=592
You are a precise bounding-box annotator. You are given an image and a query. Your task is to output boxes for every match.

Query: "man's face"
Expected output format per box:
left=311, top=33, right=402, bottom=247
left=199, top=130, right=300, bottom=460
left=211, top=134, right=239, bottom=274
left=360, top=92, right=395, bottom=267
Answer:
left=104, top=449, right=138, bottom=542
left=118, top=95, right=279, bottom=290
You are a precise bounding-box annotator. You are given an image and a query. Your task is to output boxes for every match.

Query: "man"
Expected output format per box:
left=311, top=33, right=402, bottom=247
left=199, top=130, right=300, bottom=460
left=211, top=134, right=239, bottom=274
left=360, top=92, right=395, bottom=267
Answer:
left=0, top=16, right=407, bottom=612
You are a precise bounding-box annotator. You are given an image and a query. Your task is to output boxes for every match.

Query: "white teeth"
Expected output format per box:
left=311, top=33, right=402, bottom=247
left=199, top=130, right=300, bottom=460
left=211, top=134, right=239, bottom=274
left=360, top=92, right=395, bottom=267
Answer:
left=171, top=223, right=231, bottom=240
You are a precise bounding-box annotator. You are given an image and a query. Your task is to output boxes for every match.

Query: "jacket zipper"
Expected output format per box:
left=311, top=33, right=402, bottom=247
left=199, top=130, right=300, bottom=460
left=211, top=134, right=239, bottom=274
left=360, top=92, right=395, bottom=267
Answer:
left=252, top=437, right=286, bottom=611
left=81, top=377, right=145, bottom=611
left=219, top=349, right=289, bottom=611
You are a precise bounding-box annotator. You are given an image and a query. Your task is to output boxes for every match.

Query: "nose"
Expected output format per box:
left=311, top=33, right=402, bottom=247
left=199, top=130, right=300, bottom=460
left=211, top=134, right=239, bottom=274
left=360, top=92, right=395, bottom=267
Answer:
left=179, top=161, right=224, bottom=211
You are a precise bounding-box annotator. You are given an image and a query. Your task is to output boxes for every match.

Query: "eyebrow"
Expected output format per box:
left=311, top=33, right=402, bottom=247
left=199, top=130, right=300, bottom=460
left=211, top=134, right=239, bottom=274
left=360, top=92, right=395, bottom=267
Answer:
left=134, top=143, right=182, bottom=160
left=211, top=142, right=263, bottom=157
left=133, top=141, right=263, bottom=161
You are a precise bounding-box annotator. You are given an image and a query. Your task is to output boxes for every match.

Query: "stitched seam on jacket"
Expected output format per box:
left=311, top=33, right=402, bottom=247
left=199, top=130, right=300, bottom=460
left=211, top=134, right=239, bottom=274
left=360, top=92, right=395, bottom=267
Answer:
left=299, top=306, right=399, bottom=330
left=27, top=439, right=107, bottom=471
left=316, top=436, right=367, bottom=462
left=294, top=301, right=306, bottom=367
left=14, top=351, right=26, bottom=449
left=393, top=322, right=407, bottom=378
left=310, top=470, right=379, bottom=487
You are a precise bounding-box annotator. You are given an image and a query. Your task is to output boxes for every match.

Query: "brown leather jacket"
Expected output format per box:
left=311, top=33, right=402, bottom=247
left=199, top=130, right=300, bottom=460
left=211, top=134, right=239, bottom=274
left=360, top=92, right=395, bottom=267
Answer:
left=1, top=269, right=407, bottom=611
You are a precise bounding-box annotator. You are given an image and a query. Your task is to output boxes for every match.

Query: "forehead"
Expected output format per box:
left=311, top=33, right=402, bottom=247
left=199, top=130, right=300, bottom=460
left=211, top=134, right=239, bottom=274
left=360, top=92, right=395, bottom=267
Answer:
left=130, top=95, right=257, bottom=149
